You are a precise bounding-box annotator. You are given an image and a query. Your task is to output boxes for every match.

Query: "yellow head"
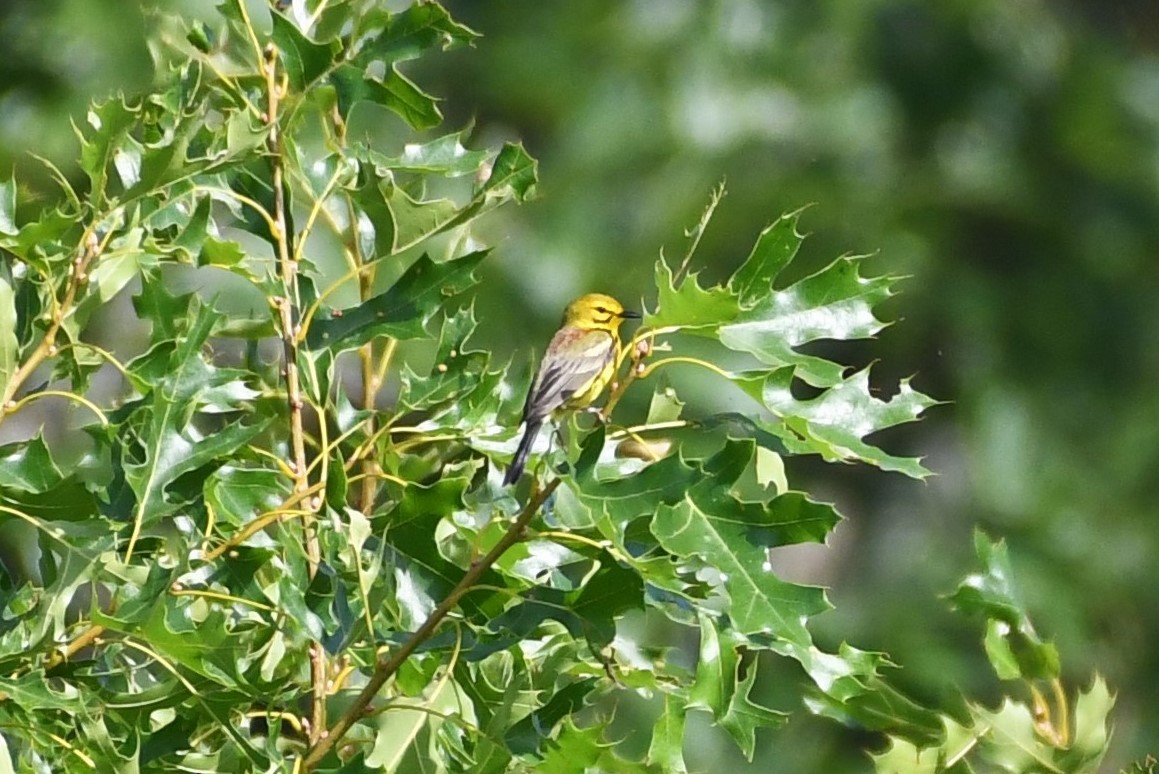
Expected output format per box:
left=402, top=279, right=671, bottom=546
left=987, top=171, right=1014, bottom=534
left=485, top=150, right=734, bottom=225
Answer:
left=562, top=293, right=641, bottom=332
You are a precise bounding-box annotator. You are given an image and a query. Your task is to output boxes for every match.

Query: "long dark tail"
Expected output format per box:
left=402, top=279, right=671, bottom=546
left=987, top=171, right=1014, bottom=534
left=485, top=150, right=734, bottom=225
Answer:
left=504, top=420, right=541, bottom=485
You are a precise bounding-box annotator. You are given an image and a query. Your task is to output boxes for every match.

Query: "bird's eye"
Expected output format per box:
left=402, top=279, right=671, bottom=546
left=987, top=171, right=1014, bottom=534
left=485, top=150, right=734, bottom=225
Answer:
left=595, top=306, right=609, bottom=314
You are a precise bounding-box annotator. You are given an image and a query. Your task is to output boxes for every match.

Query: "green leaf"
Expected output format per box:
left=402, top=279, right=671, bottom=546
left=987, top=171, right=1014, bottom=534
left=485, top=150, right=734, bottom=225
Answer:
left=377, top=181, right=462, bottom=255
left=270, top=12, right=337, bottom=92
left=332, top=63, right=442, bottom=128
left=397, top=306, right=506, bottom=431
left=688, top=611, right=740, bottom=709
left=350, top=142, right=537, bottom=257
left=570, top=559, right=644, bottom=648
left=948, top=530, right=1061, bottom=681
left=688, top=613, right=787, bottom=760
left=505, top=679, right=598, bottom=756
left=738, top=367, right=936, bottom=478
left=872, top=676, right=1113, bottom=773
left=304, top=251, right=485, bottom=352
left=649, top=442, right=833, bottom=643
left=477, top=142, right=538, bottom=204
left=77, top=97, right=138, bottom=202
left=646, top=384, right=685, bottom=424
left=87, top=227, right=152, bottom=302
left=535, top=719, right=647, bottom=773
left=647, top=258, right=741, bottom=330
left=132, top=268, right=193, bottom=343
left=121, top=300, right=268, bottom=554
left=204, top=465, right=290, bottom=530
left=362, top=132, right=491, bottom=176
left=870, top=734, right=943, bottom=774
left=719, top=660, right=788, bottom=758
left=970, top=698, right=1063, bottom=772
left=1063, top=675, right=1113, bottom=768
left=646, top=693, right=689, bottom=773
left=0, top=175, right=16, bottom=235
left=719, top=255, right=898, bottom=386
left=0, top=267, right=20, bottom=400
left=654, top=494, right=828, bottom=645
left=802, top=646, right=944, bottom=747
left=0, top=436, right=64, bottom=493
left=728, top=209, right=807, bottom=306
left=0, top=671, right=85, bottom=713
left=357, top=3, right=480, bottom=65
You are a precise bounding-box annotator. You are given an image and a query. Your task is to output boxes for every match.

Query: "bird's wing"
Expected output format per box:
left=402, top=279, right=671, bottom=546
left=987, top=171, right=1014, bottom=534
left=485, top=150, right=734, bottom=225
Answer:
left=523, top=328, right=615, bottom=422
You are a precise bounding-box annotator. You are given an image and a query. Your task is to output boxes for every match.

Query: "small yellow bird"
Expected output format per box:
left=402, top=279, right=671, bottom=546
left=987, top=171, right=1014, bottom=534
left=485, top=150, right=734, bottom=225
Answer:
left=504, top=293, right=640, bottom=485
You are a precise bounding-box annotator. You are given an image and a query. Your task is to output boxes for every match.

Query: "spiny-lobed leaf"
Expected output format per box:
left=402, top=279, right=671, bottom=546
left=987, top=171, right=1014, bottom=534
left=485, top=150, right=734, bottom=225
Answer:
left=0, top=258, right=20, bottom=399
left=119, top=299, right=268, bottom=551
left=647, top=259, right=741, bottom=331
left=533, top=717, right=647, bottom=773
left=505, top=679, right=599, bottom=757
left=646, top=693, right=690, bottom=773
left=361, top=131, right=491, bottom=176
left=948, top=530, right=1061, bottom=681
left=871, top=677, right=1113, bottom=774
left=0, top=1, right=553, bottom=771
left=477, top=561, right=642, bottom=657
left=719, top=254, right=897, bottom=386
left=641, top=209, right=935, bottom=477
left=0, top=436, right=64, bottom=494
left=652, top=496, right=829, bottom=645
left=397, top=306, right=484, bottom=408
left=802, top=647, right=945, bottom=747
left=737, top=367, right=938, bottom=478
left=728, top=208, right=807, bottom=305
left=305, top=251, right=486, bottom=352
left=349, top=141, right=537, bottom=257
left=688, top=613, right=787, bottom=760
left=0, top=174, right=17, bottom=236
left=270, top=2, right=478, bottom=127
left=356, top=2, right=480, bottom=64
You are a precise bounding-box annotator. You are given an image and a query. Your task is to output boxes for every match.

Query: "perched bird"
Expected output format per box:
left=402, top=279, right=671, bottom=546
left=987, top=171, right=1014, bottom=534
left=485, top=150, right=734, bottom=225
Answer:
left=504, top=293, right=640, bottom=485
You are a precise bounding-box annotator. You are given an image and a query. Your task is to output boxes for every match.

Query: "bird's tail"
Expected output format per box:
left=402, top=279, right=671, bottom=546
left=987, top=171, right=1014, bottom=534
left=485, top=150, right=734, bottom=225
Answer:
left=503, top=420, right=541, bottom=485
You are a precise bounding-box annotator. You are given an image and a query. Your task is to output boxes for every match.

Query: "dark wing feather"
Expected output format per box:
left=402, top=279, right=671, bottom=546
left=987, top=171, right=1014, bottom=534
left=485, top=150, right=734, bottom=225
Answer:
left=522, top=328, right=615, bottom=423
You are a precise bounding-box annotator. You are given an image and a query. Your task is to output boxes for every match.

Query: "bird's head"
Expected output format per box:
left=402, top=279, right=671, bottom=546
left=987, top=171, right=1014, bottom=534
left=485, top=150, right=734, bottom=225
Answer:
left=563, top=293, right=641, bottom=332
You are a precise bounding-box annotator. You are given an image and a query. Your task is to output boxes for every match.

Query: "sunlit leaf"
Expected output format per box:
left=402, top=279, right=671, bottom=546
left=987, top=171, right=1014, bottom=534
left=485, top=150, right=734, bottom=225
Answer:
left=728, top=209, right=807, bottom=306
left=0, top=175, right=16, bottom=236
left=719, top=255, right=897, bottom=386
left=0, top=267, right=20, bottom=401
left=737, top=367, right=937, bottom=478
left=647, top=258, right=740, bottom=330
left=362, top=132, right=490, bottom=176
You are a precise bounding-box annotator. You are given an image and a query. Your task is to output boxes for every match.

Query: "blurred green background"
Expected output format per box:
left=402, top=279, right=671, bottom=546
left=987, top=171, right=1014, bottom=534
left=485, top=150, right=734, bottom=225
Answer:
left=3, top=0, right=1157, bottom=770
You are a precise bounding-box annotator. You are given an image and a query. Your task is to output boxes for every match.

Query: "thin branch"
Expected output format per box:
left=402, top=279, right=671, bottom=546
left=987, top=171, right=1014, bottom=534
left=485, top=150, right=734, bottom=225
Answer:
left=261, top=39, right=327, bottom=745
left=301, top=477, right=563, bottom=770
left=672, top=179, right=726, bottom=287
left=0, top=224, right=109, bottom=416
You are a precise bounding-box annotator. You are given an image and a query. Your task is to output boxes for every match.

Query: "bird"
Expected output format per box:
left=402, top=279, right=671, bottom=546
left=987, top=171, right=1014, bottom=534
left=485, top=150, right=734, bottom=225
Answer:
left=503, top=293, right=641, bottom=485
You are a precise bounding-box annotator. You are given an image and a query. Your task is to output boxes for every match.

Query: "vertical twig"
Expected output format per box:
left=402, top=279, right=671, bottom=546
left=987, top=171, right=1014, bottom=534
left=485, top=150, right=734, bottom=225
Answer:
left=671, top=179, right=726, bottom=287
left=261, top=41, right=328, bottom=744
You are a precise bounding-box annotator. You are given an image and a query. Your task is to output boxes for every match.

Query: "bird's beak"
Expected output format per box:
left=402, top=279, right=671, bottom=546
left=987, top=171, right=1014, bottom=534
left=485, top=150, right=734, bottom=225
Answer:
left=619, top=309, right=642, bottom=319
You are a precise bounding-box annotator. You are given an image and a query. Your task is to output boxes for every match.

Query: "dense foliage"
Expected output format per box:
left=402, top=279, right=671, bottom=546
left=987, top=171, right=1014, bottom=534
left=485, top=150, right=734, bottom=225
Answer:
left=0, top=2, right=1123, bottom=771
